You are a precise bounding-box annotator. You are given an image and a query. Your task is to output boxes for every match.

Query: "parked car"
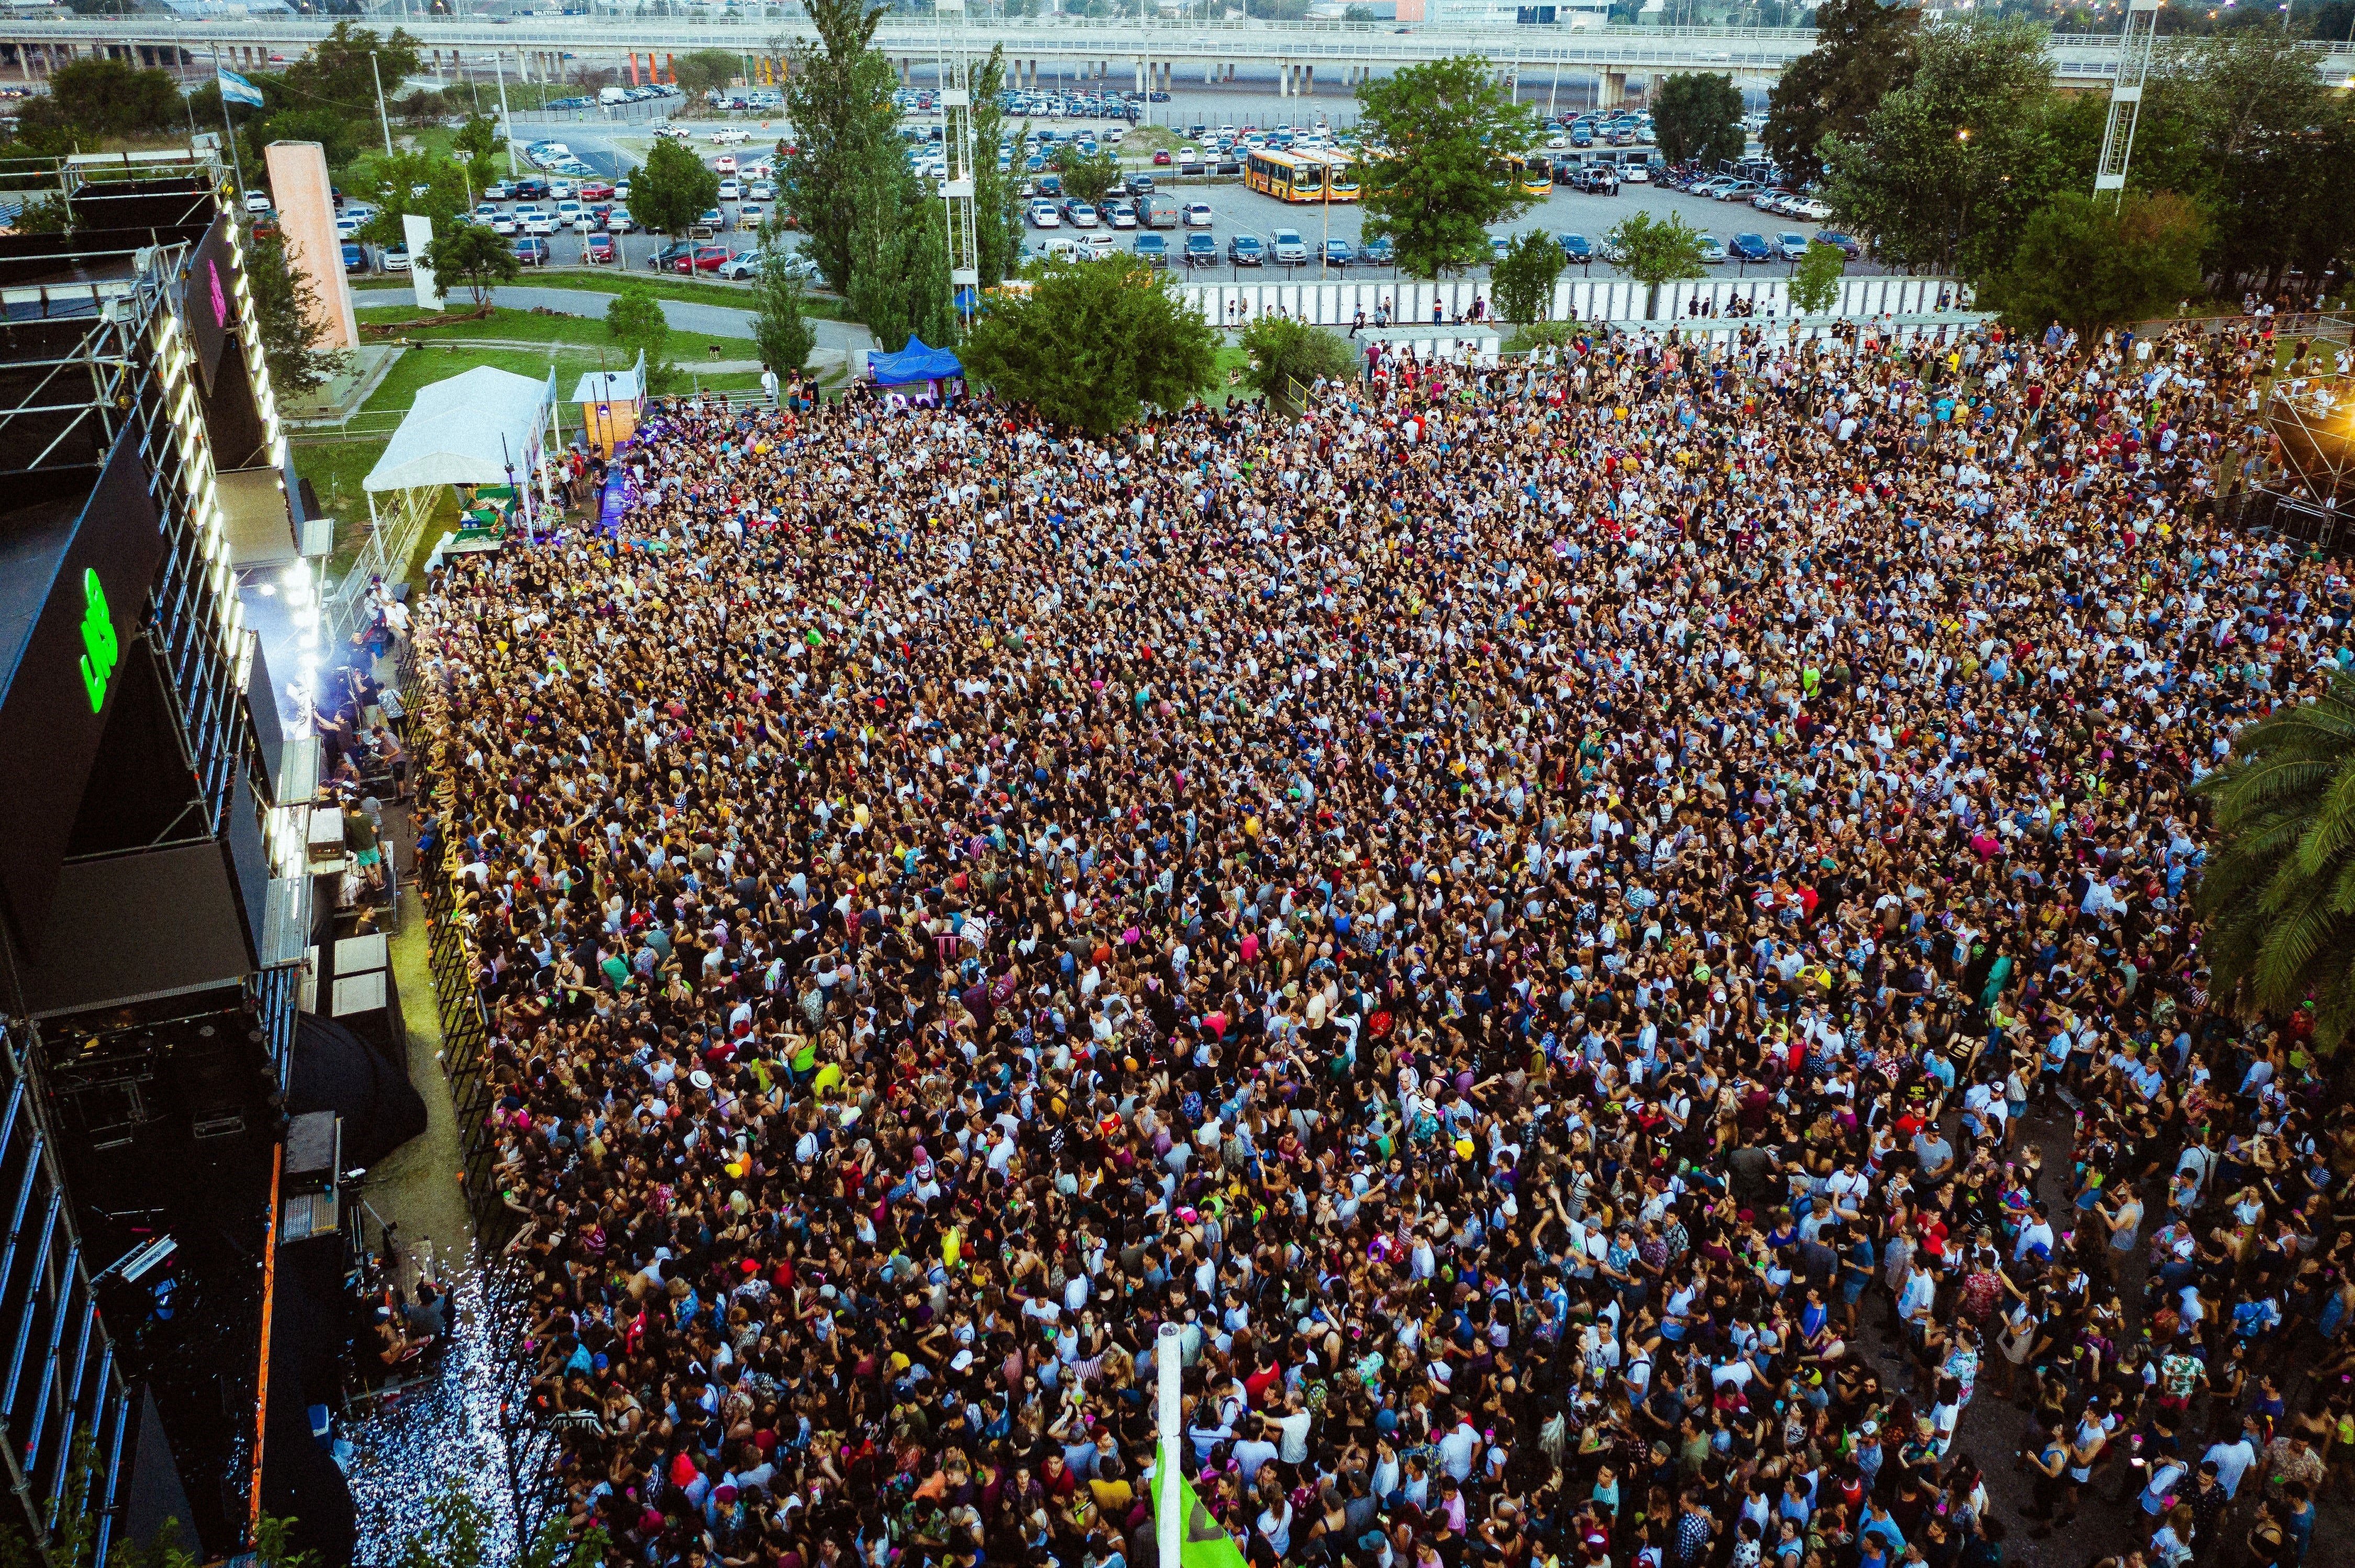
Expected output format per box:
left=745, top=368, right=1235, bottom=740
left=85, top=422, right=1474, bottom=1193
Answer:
left=490, top=212, right=519, bottom=236
left=716, top=251, right=763, bottom=279
left=1729, top=232, right=1772, bottom=263
left=1488, top=234, right=1511, bottom=263
left=1696, top=235, right=1729, bottom=264
left=382, top=245, right=410, bottom=273
left=1064, top=201, right=1100, bottom=229
left=1323, top=238, right=1353, bottom=268
left=1270, top=228, right=1307, bottom=265
left=1027, top=200, right=1061, bottom=228
left=652, top=239, right=698, bottom=270
left=1106, top=201, right=1138, bottom=230
left=586, top=232, right=617, bottom=263
left=1556, top=232, right=1593, bottom=264
left=1132, top=232, right=1169, bottom=267
left=512, top=236, right=551, bottom=266
left=341, top=241, right=367, bottom=273
left=675, top=243, right=733, bottom=273
left=1815, top=230, right=1863, bottom=259
left=1183, top=201, right=1214, bottom=228
left=1184, top=232, right=1217, bottom=266
left=1226, top=233, right=1264, bottom=266
left=1776, top=231, right=1810, bottom=262
left=1361, top=234, right=1395, bottom=266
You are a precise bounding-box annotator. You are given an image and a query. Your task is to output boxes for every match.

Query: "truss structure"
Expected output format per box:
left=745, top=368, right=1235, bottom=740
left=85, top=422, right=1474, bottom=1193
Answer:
left=2267, top=372, right=2355, bottom=504
left=2093, top=0, right=2161, bottom=196
left=932, top=0, right=982, bottom=321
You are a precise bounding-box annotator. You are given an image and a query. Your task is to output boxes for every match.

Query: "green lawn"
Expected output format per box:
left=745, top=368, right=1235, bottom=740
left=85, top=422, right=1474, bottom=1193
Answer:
left=519, top=266, right=856, bottom=320
left=356, top=303, right=760, bottom=358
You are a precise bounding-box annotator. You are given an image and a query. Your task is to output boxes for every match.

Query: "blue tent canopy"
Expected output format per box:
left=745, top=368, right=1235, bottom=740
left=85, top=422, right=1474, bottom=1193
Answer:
left=868, top=336, right=964, bottom=387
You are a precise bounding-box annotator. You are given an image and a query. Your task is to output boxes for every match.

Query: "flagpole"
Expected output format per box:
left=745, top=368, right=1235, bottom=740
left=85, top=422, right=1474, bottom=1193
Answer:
left=1156, top=1322, right=1182, bottom=1568
left=211, top=51, right=249, bottom=208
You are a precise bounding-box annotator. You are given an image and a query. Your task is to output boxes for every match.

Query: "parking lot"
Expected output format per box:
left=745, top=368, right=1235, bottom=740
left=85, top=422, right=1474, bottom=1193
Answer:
left=345, top=112, right=1897, bottom=290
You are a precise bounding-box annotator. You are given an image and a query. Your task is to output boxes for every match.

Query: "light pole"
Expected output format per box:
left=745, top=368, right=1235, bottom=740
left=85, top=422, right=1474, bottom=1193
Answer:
left=372, top=50, right=394, bottom=157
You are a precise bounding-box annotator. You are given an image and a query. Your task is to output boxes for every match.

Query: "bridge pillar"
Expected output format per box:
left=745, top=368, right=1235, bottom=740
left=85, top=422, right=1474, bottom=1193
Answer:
left=1599, top=70, right=1625, bottom=110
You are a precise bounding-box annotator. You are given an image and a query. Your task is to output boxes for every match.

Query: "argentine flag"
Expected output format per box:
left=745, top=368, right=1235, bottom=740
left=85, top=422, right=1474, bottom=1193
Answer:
left=216, top=66, right=265, bottom=110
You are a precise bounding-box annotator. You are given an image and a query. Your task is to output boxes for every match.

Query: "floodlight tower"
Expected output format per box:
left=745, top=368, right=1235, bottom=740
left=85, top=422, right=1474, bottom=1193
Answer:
left=2093, top=0, right=2162, bottom=199
left=935, top=0, right=983, bottom=323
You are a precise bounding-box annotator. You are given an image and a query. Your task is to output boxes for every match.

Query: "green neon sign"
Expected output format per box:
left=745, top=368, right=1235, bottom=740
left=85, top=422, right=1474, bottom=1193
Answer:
left=77, top=569, right=118, bottom=714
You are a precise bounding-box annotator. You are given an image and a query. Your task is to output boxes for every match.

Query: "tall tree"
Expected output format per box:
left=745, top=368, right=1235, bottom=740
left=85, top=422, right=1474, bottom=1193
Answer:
left=846, top=153, right=952, bottom=354
left=2194, top=676, right=2355, bottom=1051
left=969, top=47, right=1024, bottom=288
left=2168, top=32, right=2355, bottom=296
left=1606, top=210, right=1708, bottom=293
left=1764, top=0, right=1919, bottom=185
left=1983, top=190, right=2207, bottom=337
left=1490, top=230, right=1567, bottom=325
left=959, top=259, right=1215, bottom=435
left=605, top=285, right=677, bottom=390
left=1789, top=239, right=1846, bottom=315
left=1051, top=145, right=1122, bottom=211
left=1237, top=315, right=1355, bottom=410
left=670, top=49, right=743, bottom=99
left=355, top=149, right=475, bottom=249
left=783, top=0, right=902, bottom=294
left=42, top=58, right=183, bottom=139
left=1355, top=55, right=1540, bottom=280
left=628, top=136, right=722, bottom=239
left=1819, top=17, right=2067, bottom=279
left=1652, top=73, right=1747, bottom=168
left=246, top=227, right=353, bottom=394
left=751, top=246, right=818, bottom=376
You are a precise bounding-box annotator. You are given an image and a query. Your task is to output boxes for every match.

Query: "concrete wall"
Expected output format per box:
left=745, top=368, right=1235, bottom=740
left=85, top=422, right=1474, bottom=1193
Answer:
left=262, top=140, right=358, bottom=353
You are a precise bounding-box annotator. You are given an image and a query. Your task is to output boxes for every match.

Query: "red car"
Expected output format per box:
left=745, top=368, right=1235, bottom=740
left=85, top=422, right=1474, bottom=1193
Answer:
left=675, top=243, right=732, bottom=273
left=578, top=179, right=614, bottom=200
left=586, top=232, right=616, bottom=263
left=1152, top=150, right=1172, bottom=166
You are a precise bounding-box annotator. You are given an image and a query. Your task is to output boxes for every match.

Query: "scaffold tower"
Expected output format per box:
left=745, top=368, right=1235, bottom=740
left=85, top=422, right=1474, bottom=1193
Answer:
left=934, top=0, right=982, bottom=321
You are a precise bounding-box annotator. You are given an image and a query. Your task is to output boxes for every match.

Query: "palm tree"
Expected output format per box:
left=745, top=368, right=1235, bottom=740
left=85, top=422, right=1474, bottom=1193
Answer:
left=2195, top=675, right=2355, bottom=1050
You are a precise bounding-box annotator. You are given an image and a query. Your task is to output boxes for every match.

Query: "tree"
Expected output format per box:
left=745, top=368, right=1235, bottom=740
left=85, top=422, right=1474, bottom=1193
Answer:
left=2162, top=32, right=2355, bottom=297
left=257, top=107, right=363, bottom=174
left=970, top=47, right=1023, bottom=288
left=846, top=153, right=953, bottom=354
left=1051, top=145, right=1122, bottom=212
left=629, top=134, right=723, bottom=239
left=519, top=1519, right=611, bottom=1568
left=1355, top=56, right=1540, bottom=279
left=1819, top=17, right=2068, bottom=279
left=1764, top=0, right=1919, bottom=186
left=960, top=259, right=1215, bottom=436
left=356, top=149, right=475, bottom=249
left=783, top=0, right=902, bottom=294
left=1490, top=230, right=1567, bottom=325
left=44, top=58, right=183, bottom=139
left=1983, top=190, right=2206, bottom=338
left=671, top=48, right=742, bottom=99
left=1237, top=314, right=1355, bottom=410
left=2193, top=676, right=2355, bottom=1052
left=421, top=220, right=520, bottom=309
left=452, top=112, right=501, bottom=184
left=750, top=246, right=817, bottom=375
left=1652, top=73, right=1746, bottom=168
left=398, top=1481, right=491, bottom=1568
left=1789, top=238, right=1847, bottom=315
left=1606, top=210, right=1708, bottom=292
left=246, top=227, right=352, bottom=396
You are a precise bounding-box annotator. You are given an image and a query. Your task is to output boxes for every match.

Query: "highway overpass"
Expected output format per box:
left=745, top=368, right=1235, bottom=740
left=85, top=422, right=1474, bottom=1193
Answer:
left=5, top=15, right=2350, bottom=104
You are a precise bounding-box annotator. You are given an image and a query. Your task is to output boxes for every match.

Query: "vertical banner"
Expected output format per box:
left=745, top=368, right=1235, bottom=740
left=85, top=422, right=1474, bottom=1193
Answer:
left=403, top=213, right=443, bottom=310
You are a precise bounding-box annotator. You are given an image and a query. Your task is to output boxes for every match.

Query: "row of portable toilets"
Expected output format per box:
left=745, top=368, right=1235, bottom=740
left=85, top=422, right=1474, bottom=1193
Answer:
left=1176, top=275, right=1974, bottom=332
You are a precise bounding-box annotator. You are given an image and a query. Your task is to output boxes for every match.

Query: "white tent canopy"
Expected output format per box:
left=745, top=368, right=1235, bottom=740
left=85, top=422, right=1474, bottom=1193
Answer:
left=363, top=364, right=555, bottom=493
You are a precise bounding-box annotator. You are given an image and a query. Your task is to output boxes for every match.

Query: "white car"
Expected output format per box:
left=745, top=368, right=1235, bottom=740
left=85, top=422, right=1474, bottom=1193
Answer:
left=1107, top=202, right=1138, bottom=230
left=706, top=128, right=750, bottom=145
left=381, top=245, right=411, bottom=273
left=490, top=212, right=518, bottom=235
left=747, top=181, right=776, bottom=201
left=473, top=202, right=501, bottom=223
left=555, top=200, right=584, bottom=227
left=1182, top=202, right=1213, bottom=228
left=607, top=209, right=636, bottom=233
left=615, top=180, right=633, bottom=201
left=1067, top=202, right=1100, bottom=229
left=522, top=211, right=558, bottom=236
left=738, top=204, right=764, bottom=229
left=1027, top=201, right=1060, bottom=228
left=1622, top=163, right=1650, bottom=184
left=1079, top=233, right=1116, bottom=260
left=1270, top=227, right=1307, bottom=264
left=548, top=179, right=576, bottom=200
left=718, top=179, right=742, bottom=200
left=712, top=155, right=737, bottom=175
left=244, top=190, right=273, bottom=213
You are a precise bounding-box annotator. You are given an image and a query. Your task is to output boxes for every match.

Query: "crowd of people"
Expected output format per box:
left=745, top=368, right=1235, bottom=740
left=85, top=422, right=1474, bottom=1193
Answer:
left=401, top=308, right=2355, bottom=1568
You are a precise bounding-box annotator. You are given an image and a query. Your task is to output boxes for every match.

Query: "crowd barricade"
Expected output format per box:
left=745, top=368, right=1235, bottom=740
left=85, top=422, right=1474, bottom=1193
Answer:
left=1170, top=274, right=1976, bottom=330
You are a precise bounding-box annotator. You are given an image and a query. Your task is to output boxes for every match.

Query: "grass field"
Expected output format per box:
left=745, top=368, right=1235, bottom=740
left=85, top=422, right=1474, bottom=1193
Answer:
left=520, top=266, right=855, bottom=320
left=355, top=303, right=761, bottom=359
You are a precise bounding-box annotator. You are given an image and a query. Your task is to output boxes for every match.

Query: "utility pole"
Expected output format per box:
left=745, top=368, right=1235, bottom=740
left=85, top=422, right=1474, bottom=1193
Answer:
left=371, top=50, right=394, bottom=158
left=2091, top=0, right=2159, bottom=200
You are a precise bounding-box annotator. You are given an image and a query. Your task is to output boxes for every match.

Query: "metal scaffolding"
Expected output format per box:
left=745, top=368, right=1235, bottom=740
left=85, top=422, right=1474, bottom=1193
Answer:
left=2092, top=0, right=2161, bottom=197
left=933, top=0, right=982, bottom=322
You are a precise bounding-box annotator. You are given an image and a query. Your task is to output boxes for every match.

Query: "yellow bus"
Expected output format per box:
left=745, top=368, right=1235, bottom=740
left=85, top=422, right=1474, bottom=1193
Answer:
left=1308, top=149, right=1361, bottom=202
left=1493, top=155, right=1554, bottom=199
left=1244, top=150, right=1329, bottom=203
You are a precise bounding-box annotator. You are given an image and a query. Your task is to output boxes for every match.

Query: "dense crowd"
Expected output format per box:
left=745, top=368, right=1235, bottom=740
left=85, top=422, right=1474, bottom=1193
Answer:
left=405, top=310, right=2355, bottom=1568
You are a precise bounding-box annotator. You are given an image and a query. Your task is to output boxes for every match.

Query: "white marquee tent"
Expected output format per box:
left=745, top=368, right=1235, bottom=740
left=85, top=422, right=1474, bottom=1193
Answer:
left=338, top=364, right=558, bottom=631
